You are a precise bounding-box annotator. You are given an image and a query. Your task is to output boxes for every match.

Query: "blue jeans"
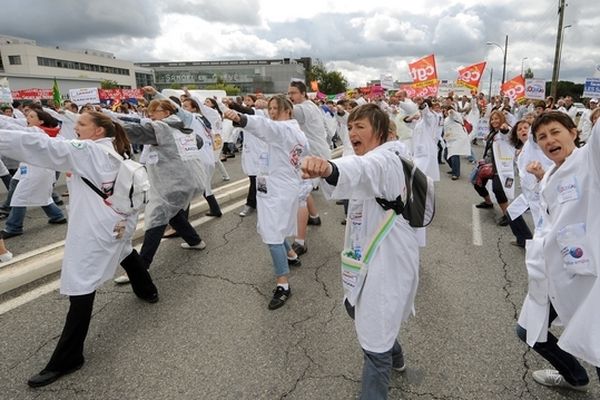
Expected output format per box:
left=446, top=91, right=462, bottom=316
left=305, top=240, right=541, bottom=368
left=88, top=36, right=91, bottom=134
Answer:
left=268, top=240, right=291, bottom=277
left=4, top=204, right=65, bottom=234
left=1, top=178, right=18, bottom=210
left=360, top=341, right=404, bottom=400
left=447, top=155, right=461, bottom=177
left=516, top=304, right=598, bottom=386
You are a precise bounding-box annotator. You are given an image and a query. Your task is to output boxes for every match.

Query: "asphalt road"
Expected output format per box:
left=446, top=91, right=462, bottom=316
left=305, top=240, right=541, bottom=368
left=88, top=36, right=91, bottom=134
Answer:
left=1, top=153, right=598, bottom=400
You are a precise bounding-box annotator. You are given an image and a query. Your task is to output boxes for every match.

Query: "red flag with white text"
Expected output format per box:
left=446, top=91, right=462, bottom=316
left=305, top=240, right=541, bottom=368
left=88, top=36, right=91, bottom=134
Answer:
left=457, top=62, right=486, bottom=90
left=501, top=75, right=526, bottom=101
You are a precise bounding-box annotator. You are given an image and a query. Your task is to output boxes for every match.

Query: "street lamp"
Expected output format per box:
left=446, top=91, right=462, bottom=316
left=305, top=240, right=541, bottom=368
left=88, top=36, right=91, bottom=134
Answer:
left=521, top=57, right=528, bottom=76
left=486, top=35, right=509, bottom=85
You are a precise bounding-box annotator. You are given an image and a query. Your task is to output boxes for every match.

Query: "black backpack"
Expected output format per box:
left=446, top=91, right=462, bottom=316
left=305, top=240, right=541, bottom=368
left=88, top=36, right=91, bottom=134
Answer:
left=375, top=152, right=435, bottom=228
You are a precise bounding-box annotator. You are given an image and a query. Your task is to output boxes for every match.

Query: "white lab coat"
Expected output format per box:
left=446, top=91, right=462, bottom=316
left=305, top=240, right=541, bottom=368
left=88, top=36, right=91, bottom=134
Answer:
left=491, top=131, right=516, bottom=201
left=335, top=111, right=353, bottom=157
left=443, top=110, right=471, bottom=158
left=393, top=100, right=419, bottom=151
left=293, top=100, right=331, bottom=159
left=321, top=141, right=420, bottom=353
left=0, top=116, right=56, bottom=207
left=239, top=115, right=308, bottom=244
left=412, top=105, right=440, bottom=181
left=518, top=122, right=600, bottom=366
left=0, top=131, right=136, bottom=295
left=240, top=109, right=268, bottom=177
left=508, top=134, right=553, bottom=231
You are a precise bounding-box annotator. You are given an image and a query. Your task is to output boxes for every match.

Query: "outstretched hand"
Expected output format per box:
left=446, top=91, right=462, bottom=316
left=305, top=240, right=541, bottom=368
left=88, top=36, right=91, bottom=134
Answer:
left=301, top=156, right=332, bottom=179
left=223, top=109, right=241, bottom=123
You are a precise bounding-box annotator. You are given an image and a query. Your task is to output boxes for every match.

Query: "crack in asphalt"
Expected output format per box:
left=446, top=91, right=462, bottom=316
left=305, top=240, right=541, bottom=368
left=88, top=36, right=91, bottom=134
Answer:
left=389, top=386, right=470, bottom=400
left=314, top=256, right=337, bottom=299
left=204, top=217, right=245, bottom=254
left=496, top=232, right=519, bottom=321
left=496, top=233, right=536, bottom=399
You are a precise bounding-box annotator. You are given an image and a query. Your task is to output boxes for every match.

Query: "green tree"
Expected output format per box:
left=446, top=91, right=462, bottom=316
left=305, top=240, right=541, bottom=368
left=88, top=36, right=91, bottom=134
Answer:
left=205, top=83, right=241, bottom=96
left=100, top=79, right=119, bottom=89
left=307, top=64, right=348, bottom=94
left=169, top=83, right=182, bottom=89
left=524, top=68, right=534, bottom=79
left=544, top=80, right=585, bottom=101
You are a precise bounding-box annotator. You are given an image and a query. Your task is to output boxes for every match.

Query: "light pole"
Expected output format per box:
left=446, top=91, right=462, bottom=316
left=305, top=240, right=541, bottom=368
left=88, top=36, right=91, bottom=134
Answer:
left=486, top=34, right=509, bottom=85
left=521, top=57, right=528, bottom=76
left=556, top=24, right=571, bottom=84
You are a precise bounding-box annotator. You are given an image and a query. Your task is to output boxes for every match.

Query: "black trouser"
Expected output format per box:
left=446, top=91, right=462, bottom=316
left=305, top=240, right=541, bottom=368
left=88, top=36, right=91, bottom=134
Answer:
left=507, top=214, right=533, bottom=246
left=246, top=175, right=257, bottom=209
left=517, top=304, right=600, bottom=386
left=473, top=174, right=508, bottom=204
left=45, top=292, right=96, bottom=372
left=140, top=208, right=201, bottom=266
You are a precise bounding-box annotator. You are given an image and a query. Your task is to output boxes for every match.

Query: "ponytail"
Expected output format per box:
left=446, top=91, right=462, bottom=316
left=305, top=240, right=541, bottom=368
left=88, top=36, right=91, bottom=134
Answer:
left=112, top=123, right=132, bottom=158
left=85, top=111, right=132, bottom=158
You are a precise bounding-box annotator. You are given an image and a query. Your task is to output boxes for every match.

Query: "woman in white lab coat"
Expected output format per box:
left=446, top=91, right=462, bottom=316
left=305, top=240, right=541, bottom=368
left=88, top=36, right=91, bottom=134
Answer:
left=301, top=103, right=419, bottom=400
left=516, top=112, right=600, bottom=391
left=120, top=99, right=207, bottom=267
left=442, top=105, right=471, bottom=180
left=0, top=109, right=66, bottom=238
left=223, top=95, right=307, bottom=310
left=0, top=111, right=158, bottom=388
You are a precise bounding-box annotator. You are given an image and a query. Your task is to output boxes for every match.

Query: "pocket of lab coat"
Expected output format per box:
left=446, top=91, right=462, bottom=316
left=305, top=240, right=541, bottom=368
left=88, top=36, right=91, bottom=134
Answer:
left=556, top=223, right=597, bottom=276
left=525, top=238, right=549, bottom=305
left=341, top=250, right=368, bottom=306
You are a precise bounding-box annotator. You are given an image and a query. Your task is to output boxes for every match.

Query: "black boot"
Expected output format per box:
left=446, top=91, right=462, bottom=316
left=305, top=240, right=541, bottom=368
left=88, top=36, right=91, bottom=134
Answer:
left=120, top=250, right=159, bottom=303
left=204, top=194, right=222, bottom=217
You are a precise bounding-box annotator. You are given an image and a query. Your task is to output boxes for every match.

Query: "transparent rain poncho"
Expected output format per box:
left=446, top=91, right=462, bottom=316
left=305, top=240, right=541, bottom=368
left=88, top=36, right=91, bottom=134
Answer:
left=123, top=115, right=207, bottom=230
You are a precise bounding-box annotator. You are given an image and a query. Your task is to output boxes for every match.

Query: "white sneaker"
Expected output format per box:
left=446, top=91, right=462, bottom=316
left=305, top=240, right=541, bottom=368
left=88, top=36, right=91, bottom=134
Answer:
left=223, top=176, right=230, bottom=181
left=239, top=206, right=255, bottom=217
left=392, top=363, right=406, bottom=373
left=532, top=369, right=588, bottom=392
left=0, top=251, right=13, bottom=263
left=181, top=240, right=207, bottom=250
left=114, top=274, right=130, bottom=284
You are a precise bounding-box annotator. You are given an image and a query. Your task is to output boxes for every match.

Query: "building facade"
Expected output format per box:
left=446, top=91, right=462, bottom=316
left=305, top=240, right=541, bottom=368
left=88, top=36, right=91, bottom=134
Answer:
left=136, top=57, right=311, bottom=94
left=0, top=35, right=153, bottom=92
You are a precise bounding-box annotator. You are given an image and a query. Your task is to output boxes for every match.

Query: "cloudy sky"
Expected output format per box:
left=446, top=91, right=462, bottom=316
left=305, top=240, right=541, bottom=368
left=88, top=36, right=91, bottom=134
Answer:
left=1, top=0, right=598, bottom=89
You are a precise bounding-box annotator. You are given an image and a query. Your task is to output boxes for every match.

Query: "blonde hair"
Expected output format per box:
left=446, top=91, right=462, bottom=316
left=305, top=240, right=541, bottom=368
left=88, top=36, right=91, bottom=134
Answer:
left=147, top=99, right=177, bottom=115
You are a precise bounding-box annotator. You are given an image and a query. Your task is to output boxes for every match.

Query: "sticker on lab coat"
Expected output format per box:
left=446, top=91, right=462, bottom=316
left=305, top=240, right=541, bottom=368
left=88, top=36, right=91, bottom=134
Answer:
left=556, top=223, right=596, bottom=276
left=113, top=220, right=127, bottom=240
left=70, top=140, right=86, bottom=149
left=146, top=151, right=159, bottom=165
left=556, top=177, right=579, bottom=204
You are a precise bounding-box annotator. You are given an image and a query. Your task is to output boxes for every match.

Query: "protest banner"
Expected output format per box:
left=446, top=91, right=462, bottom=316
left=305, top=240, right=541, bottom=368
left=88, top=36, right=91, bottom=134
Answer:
left=69, top=87, right=101, bottom=105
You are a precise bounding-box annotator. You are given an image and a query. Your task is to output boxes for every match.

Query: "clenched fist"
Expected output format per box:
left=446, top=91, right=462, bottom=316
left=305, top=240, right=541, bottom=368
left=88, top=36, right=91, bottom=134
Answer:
left=301, top=156, right=333, bottom=179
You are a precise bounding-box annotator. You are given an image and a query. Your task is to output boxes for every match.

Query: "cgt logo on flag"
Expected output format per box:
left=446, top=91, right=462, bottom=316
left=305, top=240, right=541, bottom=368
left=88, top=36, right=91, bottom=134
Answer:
left=409, top=54, right=438, bottom=88
left=457, top=62, right=487, bottom=90
left=501, top=75, right=526, bottom=101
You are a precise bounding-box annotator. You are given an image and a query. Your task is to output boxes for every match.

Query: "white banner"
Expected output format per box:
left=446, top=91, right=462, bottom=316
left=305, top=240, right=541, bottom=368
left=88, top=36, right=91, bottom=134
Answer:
left=438, top=80, right=471, bottom=97
left=524, top=79, right=546, bottom=100
left=583, top=78, right=600, bottom=98
left=380, top=74, right=394, bottom=89
left=68, top=87, right=100, bottom=105
left=0, top=78, right=12, bottom=104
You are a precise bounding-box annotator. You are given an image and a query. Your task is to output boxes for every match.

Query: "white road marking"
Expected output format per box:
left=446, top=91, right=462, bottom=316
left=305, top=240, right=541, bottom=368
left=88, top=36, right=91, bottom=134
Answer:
left=0, top=199, right=248, bottom=314
left=472, top=205, right=483, bottom=246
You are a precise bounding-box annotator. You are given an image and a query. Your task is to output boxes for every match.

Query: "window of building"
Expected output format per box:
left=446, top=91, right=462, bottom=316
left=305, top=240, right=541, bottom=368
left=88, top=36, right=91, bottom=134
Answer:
left=36, top=56, right=130, bottom=76
left=8, top=55, right=21, bottom=65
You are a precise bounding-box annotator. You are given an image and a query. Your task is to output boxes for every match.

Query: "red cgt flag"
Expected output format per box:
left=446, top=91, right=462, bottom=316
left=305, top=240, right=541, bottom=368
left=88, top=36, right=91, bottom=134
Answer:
left=457, top=62, right=487, bottom=90
left=408, top=54, right=438, bottom=88
left=501, top=75, right=526, bottom=101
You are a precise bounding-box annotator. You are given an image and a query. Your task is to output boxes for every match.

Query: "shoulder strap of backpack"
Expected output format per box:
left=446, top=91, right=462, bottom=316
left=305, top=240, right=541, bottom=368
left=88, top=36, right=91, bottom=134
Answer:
left=375, top=151, right=412, bottom=216
left=80, top=141, right=126, bottom=200
left=81, top=177, right=108, bottom=199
